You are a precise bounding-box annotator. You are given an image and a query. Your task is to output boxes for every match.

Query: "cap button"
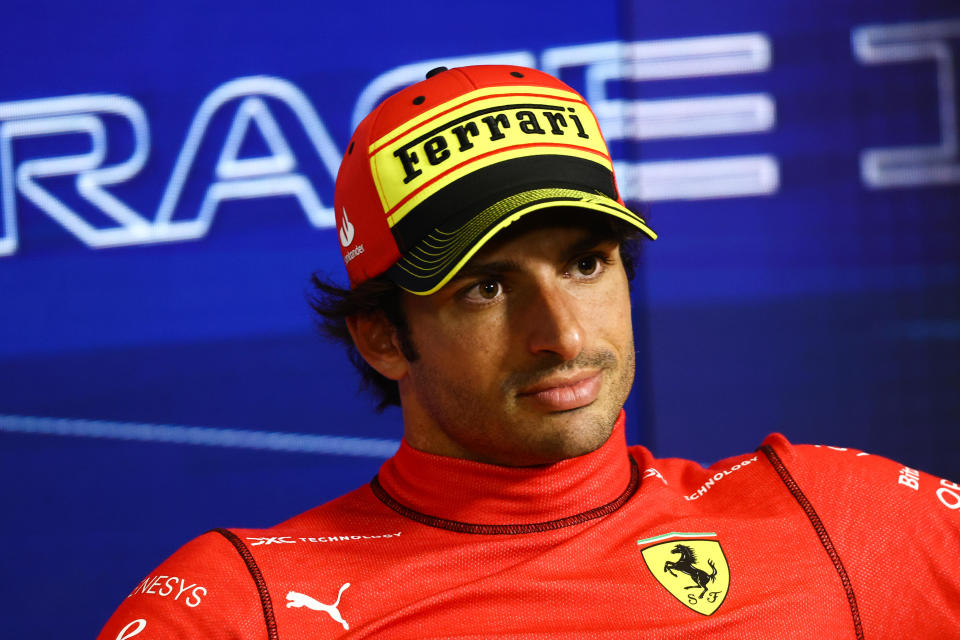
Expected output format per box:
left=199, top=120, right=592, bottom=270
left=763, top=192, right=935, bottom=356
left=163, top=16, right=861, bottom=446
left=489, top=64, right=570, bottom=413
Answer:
left=425, top=66, right=448, bottom=79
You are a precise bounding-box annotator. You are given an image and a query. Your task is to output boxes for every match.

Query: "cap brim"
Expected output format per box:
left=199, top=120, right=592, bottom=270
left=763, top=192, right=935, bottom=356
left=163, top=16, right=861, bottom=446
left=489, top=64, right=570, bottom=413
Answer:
left=386, top=187, right=656, bottom=295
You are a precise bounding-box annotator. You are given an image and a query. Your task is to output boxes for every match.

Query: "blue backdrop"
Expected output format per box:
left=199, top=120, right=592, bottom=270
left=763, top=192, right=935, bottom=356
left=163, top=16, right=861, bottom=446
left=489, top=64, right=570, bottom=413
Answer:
left=1, top=1, right=957, bottom=636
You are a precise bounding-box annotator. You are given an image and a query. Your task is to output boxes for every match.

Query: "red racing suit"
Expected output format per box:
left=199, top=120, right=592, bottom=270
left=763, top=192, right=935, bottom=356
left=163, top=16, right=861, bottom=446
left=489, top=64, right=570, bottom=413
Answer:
left=98, top=413, right=960, bottom=639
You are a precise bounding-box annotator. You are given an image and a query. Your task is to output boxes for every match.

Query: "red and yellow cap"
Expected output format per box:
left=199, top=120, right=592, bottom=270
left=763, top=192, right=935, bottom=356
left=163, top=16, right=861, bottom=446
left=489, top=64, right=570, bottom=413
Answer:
left=333, top=64, right=656, bottom=295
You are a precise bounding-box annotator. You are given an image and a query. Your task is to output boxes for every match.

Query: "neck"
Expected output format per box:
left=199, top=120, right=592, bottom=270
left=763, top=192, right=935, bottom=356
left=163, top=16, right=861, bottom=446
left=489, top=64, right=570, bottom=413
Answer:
left=372, top=410, right=637, bottom=532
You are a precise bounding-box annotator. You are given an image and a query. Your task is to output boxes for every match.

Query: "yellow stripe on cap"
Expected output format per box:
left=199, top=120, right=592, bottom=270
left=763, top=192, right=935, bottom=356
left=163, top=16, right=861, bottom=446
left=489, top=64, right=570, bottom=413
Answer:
left=369, top=91, right=612, bottom=227
left=368, top=84, right=585, bottom=153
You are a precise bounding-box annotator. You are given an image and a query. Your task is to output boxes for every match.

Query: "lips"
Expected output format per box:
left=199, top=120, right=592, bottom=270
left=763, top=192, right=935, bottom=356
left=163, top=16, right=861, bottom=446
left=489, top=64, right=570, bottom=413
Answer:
left=516, top=371, right=603, bottom=412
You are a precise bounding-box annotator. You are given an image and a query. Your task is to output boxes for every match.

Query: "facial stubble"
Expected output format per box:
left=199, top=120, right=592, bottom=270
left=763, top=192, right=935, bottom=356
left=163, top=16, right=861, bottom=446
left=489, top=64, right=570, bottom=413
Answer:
left=408, top=339, right=635, bottom=467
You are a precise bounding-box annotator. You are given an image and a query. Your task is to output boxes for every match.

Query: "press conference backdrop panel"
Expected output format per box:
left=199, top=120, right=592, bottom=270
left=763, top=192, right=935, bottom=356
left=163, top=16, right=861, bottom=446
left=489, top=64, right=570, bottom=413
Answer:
left=0, top=1, right=957, bottom=636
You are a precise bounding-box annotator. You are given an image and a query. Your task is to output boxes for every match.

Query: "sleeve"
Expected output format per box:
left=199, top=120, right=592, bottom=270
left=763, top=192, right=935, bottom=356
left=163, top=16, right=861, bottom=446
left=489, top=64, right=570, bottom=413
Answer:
left=761, top=434, right=960, bottom=636
left=96, top=530, right=270, bottom=640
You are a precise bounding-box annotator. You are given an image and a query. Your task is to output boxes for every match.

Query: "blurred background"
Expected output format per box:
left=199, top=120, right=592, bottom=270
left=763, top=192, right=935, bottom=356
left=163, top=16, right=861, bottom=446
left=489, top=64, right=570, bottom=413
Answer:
left=1, top=0, right=957, bottom=636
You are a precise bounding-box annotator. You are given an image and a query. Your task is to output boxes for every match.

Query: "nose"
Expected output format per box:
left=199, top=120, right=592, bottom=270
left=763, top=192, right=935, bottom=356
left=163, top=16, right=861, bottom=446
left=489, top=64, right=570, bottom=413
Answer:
left=523, top=280, right=585, bottom=361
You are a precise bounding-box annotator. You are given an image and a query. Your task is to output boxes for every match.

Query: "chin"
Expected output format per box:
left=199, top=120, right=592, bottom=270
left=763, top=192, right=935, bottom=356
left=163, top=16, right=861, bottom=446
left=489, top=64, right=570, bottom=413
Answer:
left=519, top=407, right=618, bottom=464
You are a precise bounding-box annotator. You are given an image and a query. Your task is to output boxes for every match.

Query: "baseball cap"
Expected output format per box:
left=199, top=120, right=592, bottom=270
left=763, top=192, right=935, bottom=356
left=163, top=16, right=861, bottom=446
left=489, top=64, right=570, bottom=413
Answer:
left=333, top=64, right=656, bottom=295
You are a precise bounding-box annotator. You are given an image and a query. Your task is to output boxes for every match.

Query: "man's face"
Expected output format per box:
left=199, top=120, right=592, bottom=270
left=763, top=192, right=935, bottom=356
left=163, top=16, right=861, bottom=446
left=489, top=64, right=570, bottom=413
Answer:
left=395, top=215, right=636, bottom=466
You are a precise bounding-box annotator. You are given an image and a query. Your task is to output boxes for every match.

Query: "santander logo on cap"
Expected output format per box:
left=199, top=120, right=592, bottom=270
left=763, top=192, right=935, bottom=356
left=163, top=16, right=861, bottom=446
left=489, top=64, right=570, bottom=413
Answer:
left=339, top=206, right=366, bottom=266
left=338, top=207, right=355, bottom=247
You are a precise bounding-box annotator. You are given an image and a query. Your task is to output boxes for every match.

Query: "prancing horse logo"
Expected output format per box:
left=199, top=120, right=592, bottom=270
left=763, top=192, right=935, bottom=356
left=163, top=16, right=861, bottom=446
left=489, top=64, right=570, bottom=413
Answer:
left=638, top=532, right=730, bottom=616
left=664, top=544, right=717, bottom=599
left=286, top=583, right=351, bottom=630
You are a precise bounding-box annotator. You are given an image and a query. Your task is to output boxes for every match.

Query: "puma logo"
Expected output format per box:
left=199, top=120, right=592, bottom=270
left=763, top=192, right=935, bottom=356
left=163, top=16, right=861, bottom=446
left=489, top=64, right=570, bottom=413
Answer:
left=286, top=583, right=351, bottom=630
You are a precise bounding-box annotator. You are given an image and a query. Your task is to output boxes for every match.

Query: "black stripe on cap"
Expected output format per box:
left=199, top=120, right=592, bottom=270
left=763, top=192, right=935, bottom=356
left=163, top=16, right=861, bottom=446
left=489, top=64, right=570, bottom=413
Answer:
left=386, top=186, right=650, bottom=294
left=390, top=154, right=619, bottom=253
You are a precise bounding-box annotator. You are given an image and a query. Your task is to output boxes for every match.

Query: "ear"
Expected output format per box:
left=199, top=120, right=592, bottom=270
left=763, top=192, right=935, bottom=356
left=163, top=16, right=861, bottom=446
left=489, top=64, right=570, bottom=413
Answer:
left=345, top=312, right=409, bottom=381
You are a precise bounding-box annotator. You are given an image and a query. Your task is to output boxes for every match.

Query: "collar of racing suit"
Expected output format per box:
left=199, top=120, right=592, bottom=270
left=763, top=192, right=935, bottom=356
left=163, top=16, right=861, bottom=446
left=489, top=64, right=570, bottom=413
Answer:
left=371, top=410, right=638, bottom=533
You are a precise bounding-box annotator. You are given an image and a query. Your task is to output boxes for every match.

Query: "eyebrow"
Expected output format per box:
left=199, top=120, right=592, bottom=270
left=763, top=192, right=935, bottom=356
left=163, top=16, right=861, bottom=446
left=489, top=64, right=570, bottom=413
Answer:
left=450, top=229, right=619, bottom=283
left=451, top=259, right=525, bottom=283
left=567, top=229, right=620, bottom=256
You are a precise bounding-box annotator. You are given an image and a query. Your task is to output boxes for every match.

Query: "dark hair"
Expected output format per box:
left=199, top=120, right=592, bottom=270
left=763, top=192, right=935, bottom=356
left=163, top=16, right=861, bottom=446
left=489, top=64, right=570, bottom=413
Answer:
left=309, top=217, right=645, bottom=411
left=309, top=272, right=416, bottom=411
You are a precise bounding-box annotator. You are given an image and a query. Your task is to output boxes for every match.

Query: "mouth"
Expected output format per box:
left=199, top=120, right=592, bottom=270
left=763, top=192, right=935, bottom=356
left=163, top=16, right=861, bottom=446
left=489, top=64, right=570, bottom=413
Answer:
left=516, top=370, right=603, bottom=412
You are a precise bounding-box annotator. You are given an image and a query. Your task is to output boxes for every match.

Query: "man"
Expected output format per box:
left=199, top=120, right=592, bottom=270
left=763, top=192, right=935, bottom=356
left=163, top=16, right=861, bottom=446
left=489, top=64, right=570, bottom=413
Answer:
left=98, top=65, right=959, bottom=639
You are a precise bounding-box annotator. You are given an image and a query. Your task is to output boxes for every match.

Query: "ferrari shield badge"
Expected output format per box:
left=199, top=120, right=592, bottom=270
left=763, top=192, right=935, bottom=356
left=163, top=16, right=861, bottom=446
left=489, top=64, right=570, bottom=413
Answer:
left=638, top=532, right=729, bottom=615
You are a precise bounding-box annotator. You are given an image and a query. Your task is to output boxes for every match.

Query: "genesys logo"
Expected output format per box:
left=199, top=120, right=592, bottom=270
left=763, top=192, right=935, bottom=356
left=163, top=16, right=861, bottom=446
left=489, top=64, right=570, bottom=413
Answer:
left=246, top=531, right=402, bottom=546
left=128, top=574, right=207, bottom=608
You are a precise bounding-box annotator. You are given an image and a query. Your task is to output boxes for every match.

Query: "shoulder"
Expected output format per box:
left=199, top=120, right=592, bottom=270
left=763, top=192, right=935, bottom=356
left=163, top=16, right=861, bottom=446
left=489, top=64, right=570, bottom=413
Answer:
left=757, top=432, right=960, bottom=575
left=97, top=530, right=268, bottom=639
left=272, top=483, right=388, bottom=528
left=98, top=483, right=408, bottom=639
left=760, top=432, right=960, bottom=518
left=230, top=483, right=406, bottom=550
left=628, top=443, right=768, bottom=505
left=631, top=434, right=959, bottom=526
left=759, top=434, right=960, bottom=630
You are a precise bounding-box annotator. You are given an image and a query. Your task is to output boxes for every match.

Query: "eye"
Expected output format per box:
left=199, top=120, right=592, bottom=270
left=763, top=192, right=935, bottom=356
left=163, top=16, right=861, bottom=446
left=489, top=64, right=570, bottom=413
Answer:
left=575, top=255, right=599, bottom=276
left=569, top=252, right=612, bottom=280
left=477, top=280, right=501, bottom=298
left=462, top=279, right=504, bottom=304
